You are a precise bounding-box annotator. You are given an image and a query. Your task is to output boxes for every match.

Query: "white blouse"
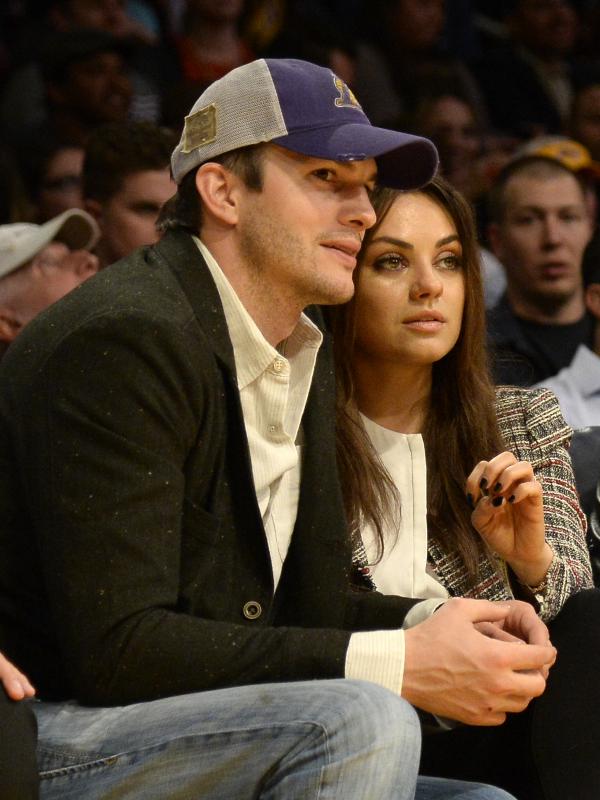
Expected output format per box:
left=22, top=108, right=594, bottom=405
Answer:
left=360, top=415, right=449, bottom=601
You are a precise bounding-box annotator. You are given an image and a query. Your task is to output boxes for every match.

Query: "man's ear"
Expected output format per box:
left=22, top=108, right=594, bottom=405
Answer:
left=586, top=283, right=600, bottom=319
left=194, top=163, right=241, bottom=227
left=0, top=309, right=22, bottom=344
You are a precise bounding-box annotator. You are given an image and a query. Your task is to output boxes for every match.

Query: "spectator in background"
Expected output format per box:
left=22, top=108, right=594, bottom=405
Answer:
left=409, top=87, right=517, bottom=307
left=355, top=0, right=482, bottom=126
left=83, top=121, right=176, bottom=268
left=175, top=0, right=254, bottom=85
left=570, top=74, right=600, bottom=162
left=474, top=0, right=580, bottom=140
left=534, top=246, right=600, bottom=426
left=0, top=208, right=98, bottom=356
left=0, top=0, right=165, bottom=152
left=486, top=147, right=595, bottom=385
left=40, top=29, right=132, bottom=148
left=21, top=137, right=85, bottom=223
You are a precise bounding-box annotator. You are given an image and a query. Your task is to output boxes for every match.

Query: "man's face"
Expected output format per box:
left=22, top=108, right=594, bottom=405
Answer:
left=95, top=168, right=175, bottom=266
left=38, top=146, right=84, bottom=222
left=234, top=145, right=377, bottom=312
left=61, top=52, right=131, bottom=123
left=5, top=241, right=98, bottom=333
left=512, top=0, right=577, bottom=58
left=490, top=171, right=592, bottom=313
left=60, top=0, right=127, bottom=35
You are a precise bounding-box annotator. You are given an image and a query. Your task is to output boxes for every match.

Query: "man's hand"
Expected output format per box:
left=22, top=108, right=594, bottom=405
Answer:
left=403, top=598, right=555, bottom=726
left=0, top=652, right=35, bottom=700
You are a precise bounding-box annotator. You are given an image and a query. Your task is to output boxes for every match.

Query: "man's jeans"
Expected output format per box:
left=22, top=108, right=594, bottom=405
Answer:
left=34, top=678, right=515, bottom=799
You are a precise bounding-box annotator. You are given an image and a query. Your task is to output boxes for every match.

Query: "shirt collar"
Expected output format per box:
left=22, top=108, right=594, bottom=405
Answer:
left=194, top=237, right=322, bottom=389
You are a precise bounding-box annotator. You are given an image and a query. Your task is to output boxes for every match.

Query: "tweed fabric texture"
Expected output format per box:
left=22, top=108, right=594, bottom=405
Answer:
left=356, top=387, right=593, bottom=621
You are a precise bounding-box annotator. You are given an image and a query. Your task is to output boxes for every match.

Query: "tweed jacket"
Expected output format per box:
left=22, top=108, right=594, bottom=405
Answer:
left=0, top=230, right=419, bottom=705
left=428, top=386, right=592, bottom=621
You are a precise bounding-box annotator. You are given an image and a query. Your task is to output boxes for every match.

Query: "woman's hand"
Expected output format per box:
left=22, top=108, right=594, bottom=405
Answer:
left=0, top=651, right=35, bottom=700
left=466, top=452, right=553, bottom=587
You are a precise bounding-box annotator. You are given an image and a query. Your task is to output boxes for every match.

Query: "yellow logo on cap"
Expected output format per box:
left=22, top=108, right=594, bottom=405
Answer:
left=181, top=104, right=217, bottom=153
left=333, top=76, right=361, bottom=110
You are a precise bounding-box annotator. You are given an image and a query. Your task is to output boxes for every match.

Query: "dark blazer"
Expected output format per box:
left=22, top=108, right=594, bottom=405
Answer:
left=0, top=230, right=417, bottom=705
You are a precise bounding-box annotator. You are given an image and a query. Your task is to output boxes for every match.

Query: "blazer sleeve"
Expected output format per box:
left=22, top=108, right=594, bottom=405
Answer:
left=5, top=310, right=368, bottom=704
left=496, top=386, right=593, bottom=621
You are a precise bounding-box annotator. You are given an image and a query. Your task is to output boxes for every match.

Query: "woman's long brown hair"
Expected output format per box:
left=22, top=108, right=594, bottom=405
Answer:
left=328, top=175, right=505, bottom=575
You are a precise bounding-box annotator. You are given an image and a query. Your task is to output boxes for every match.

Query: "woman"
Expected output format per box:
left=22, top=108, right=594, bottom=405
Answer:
left=328, top=175, right=598, bottom=799
left=329, top=175, right=591, bottom=621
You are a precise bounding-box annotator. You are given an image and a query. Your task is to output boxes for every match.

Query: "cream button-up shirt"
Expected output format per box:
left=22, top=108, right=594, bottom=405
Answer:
left=196, top=238, right=437, bottom=696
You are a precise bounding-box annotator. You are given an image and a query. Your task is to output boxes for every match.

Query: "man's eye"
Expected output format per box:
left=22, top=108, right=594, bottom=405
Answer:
left=313, top=169, right=335, bottom=181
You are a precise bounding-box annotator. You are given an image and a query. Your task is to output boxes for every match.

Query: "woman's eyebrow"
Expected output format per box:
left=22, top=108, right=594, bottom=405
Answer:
left=370, top=235, right=413, bottom=249
left=436, top=234, right=460, bottom=247
left=369, top=234, right=460, bottom=248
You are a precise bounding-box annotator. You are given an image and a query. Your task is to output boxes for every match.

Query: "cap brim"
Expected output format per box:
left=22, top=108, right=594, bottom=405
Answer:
left=43, top=209, right=100, bottom=253
left=0, top=209, right=100, bottom=280
left=272, top=124, right=438, bottom=189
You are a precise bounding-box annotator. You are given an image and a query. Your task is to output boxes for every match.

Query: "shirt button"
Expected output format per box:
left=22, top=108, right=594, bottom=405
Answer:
left=273, top=359, right=284, bottom=373
left=242, top=601, right=262, bottom=620
left=268, top=424, right=277, bottom=434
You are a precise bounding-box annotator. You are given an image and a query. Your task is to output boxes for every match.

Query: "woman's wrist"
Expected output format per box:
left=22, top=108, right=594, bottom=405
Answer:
left=509, top=543, right=554, bottom=589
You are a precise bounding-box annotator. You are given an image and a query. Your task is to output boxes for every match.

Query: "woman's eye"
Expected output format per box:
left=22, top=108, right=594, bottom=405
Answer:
left=437, top=254, right=461, bottom=270
left=373, top=253, right=405, bottom=271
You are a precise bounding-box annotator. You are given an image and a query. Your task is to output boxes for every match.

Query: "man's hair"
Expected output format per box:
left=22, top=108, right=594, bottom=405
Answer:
left=156, top=144, right=266, bottom=236
left=488, top=156, right=588, bottom=224
left=83, top=121, right=178, bottom=203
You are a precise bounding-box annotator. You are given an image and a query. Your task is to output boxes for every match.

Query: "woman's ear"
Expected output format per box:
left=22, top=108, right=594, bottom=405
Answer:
left=194, top=163, right=240, bottom=227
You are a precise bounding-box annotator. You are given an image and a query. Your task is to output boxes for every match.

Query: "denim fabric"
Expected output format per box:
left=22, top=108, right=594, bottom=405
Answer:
left=35, top=679, right=423, bottom=799
left=416, top=777, right=516, bottom=799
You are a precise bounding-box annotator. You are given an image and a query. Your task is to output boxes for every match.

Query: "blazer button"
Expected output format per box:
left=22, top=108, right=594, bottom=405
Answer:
left=242, top=600, right=262, bottom=620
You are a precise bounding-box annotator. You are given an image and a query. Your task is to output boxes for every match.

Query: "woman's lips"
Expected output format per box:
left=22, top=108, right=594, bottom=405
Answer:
left=403, top=312, right=446, bottom=332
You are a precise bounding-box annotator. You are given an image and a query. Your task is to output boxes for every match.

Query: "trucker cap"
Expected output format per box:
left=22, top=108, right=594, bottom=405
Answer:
left=0, top=208, right=100, bottom=280
left=171, top=58, right=438, bottom=189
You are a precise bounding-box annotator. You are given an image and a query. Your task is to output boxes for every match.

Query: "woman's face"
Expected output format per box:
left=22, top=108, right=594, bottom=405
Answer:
left=353, top=191, right=465, bottom=370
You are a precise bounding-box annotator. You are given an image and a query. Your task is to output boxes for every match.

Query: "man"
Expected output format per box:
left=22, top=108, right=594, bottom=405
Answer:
left=474, top=0, right=579, bottom=139
left=534, top=247, right=600, bottom=426
left=570, top=75, right=600, bottom=162
left=487, top=150, right=594, bottom=385
left=83, top=121, right=177, bottom=268
left=0, top=207, right=99, bottom=355
left=0, top=59, right=551, bottom=798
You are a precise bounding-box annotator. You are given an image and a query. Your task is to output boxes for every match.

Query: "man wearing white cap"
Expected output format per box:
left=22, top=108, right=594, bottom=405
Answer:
left=0, top=208, right=99, bottom=355
left=0, top=59, right=548, bottom=799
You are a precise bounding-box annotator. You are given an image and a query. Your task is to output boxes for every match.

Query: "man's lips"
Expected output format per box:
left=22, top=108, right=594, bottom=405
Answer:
left=321, top=238, right=362, bottom=264
left=539, top=262, right=571, bottom=278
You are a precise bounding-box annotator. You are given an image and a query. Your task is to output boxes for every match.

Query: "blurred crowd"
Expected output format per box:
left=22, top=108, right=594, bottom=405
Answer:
left=0, top=0, right=599, bottom=228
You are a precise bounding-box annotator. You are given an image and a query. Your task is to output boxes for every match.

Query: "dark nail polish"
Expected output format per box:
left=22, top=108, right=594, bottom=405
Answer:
left=492, top=496, right=503, bottom=507
left=508, top=495, right=516, bottom=503
left=466, top=493, right=474, bottom=509
left=479, top=477, right=488, bottom=490
left=493, top=482, right=502, bottom=493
